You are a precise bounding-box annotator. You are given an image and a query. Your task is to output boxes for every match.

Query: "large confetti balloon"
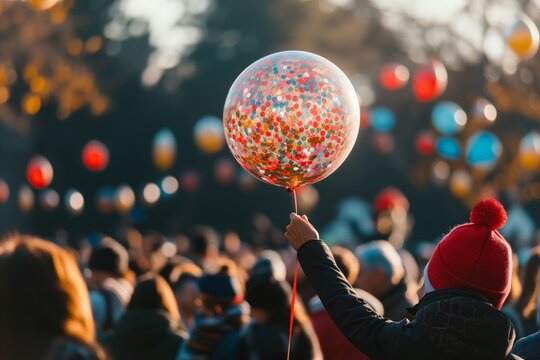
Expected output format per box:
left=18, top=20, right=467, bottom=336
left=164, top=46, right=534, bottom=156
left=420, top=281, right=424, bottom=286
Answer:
left=505, top=14, right=540, bottom=60
left=412, top=60, right=447, bottom=102
left=82, top=140, right=109, bottom=172
left=153, top=129, right=177, bottom=171
left=379, top=63, right=409, bottom=90
left=370, top=107, right=396, bottom=133
left=26, top=155, right=53, bottom=189
left=432, top=101, right=467, bottom=135
left=436, top=137, right=461, bottom=160
left=519, top=131, right=540, bottom=171
left=223, top=51, right=360, bottom=188
left=466, top=131, right=502, bottom=169
left=194, top=116, right=225, bottom=154
left=0, top=179, right=9, bottom=203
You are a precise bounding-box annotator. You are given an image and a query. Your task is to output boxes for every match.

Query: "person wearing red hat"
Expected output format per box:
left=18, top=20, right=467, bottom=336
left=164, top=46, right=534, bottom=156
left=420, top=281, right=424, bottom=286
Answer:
left=285, top=199, right=521, bottom=359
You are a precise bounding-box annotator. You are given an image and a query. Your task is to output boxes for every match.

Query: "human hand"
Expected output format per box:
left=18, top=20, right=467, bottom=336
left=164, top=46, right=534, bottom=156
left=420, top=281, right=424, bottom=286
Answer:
left=285, top=213, right=319, bottom=251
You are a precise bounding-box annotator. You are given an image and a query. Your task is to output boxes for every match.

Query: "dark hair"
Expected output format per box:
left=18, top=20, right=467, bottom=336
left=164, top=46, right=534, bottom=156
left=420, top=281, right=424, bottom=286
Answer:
left=191, top=226, right=219, bottom=256
left=331, top=246, right=360, bottom=284
left=0, top=235, right=98, bottom=358
left=517, top=248, right=540, bottom=318
left=128, top=274, right=182, bottom=322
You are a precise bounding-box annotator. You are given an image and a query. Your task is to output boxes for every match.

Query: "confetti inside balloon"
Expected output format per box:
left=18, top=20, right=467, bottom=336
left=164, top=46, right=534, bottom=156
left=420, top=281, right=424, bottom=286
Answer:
left=436, top=136, right=461, bottom=160
left=223, top=51, right=360, bottom=188
left=153, top=129, right=177, bottom=171
left=415, top=131, right=436, bottom=156
left=0, top=179, right=9, bottom=203
left=466, top=131, right=502, bottom=169
left=370, top=107, right=396, bottom=133
left=505, top=14, right=540, bottom=60
left=519, top=131, right=540, bottom=171
left=82, top=140, right=109, bottom=172
left=379, top=63, right=409, bottom=90
left=194, top=116, right=225, bottom=154
left=432, top=101, right=467, bottom=135
left=413, top=60, right=447, bottom=102
left=26, top=155, right=53, bottom=189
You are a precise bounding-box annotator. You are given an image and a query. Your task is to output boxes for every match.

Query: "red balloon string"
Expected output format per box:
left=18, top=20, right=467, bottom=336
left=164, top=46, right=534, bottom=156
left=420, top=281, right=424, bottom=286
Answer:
left=287, top=188, right=299, bottom=360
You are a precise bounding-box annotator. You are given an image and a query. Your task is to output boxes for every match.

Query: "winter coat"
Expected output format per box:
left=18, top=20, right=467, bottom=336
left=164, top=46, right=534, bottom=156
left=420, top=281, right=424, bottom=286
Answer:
left=298, top=240, right=522, bottom=360
left=99, top=309, right=187, bottom=360
left=514, top=331, right=540, bottom=359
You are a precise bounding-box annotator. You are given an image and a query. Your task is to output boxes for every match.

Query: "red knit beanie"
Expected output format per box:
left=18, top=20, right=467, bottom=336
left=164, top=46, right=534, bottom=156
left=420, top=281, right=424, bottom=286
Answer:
left=426, top=199, right=512, bottom=309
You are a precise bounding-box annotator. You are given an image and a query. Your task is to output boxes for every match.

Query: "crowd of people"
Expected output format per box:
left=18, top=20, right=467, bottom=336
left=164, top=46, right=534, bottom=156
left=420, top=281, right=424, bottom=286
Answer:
left=2, top=189, right=540, bottom=359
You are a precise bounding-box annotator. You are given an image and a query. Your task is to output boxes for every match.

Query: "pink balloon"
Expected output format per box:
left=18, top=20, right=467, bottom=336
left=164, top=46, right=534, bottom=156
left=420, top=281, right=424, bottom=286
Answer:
left=223, top=51, right=360, bottom=189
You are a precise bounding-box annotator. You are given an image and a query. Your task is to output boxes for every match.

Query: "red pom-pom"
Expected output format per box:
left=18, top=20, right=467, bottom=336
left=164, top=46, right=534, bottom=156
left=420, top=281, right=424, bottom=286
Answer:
left=470, top=199, right=507, bottom=230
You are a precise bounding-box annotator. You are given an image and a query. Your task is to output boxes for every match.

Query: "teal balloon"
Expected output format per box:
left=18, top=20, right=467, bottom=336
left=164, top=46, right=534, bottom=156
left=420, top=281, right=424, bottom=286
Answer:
left=432, top=101, right=467, bottom=135
left=370, top=107, right=396, bottom=133
left=436, top=137, right=461, bottom=160
left=466, top=131, right=502, bottom=168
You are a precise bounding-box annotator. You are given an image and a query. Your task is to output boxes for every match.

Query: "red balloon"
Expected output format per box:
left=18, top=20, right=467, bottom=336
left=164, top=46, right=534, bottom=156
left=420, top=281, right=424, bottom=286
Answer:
left=379, top=63, right=409, bottom=90
left=82, top=140, right=109, bottom=172
left=412, top=60, right=447, bottom=102
left=360, top=107, right=371, bottom=129
left=415, top=131, right=436, bottom=156
left=0, top=179, right=9, bottom=203
left=26, top=155, right=53, bottom=189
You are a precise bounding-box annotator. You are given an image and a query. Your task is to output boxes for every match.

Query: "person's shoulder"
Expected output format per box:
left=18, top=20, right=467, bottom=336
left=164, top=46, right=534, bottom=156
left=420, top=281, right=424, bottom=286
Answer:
left=44, top=337, right=105, bottom=360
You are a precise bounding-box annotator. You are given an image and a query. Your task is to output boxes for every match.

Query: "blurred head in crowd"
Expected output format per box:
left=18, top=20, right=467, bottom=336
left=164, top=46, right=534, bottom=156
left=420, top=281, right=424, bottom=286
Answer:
left=332, top=246, right=360, bottom=284
left=191, top=226, right=220, bottom=271
left=128, top=274, right=181, bottom=322
left=198, top=264, right=244, bottom=316
left=373, top=188, right=411, bottom=249
left=0, top=235, right=98, bottom=358
left=355, top=240, right=405, bottom=297
left=517, top=246, right=540, bottom=319
left=87, top=236, right=129, bottom=288
left=171, top=263, right=203, bottom=328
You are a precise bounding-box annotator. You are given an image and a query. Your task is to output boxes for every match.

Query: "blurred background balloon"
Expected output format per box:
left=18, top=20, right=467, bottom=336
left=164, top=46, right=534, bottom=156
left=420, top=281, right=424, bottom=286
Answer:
left=223, top=51, right=360, bottom=188
left=152, top=129, right=177, bottom=171
left=431, top=160, right=450, bottom=186
left=26, top=155, right=53, bottom=189
left=82, top=140, right=109, bottom=172
left=115, top=184, right=135, bottom=213
left=412, top=59, right=447, bottom=102
left=415, top=131, right=436, bottom=156
left=449, top=169, right=473, bottom=197
left=18, top=186, right=34, bottom=213
left=141, top=182, right=160, bottom=206
left=237, top=170, right=257, bottom=191
left=40, top=189, right=60, bottom=211
left=297, top=185, right=320, bottom=213
left=436, top=136, right=461, bottom=160
left=466, top=131, right=502, bottom=169
left=214, top=157, right=236, bottom=185
left=505, top=14, right=540, bottom=60
left=432, top=101, right=467, bottom=135
left=370, top=106, right=396, bottom=133
left=194, top=116, right=225, bottom=154
left=0, top=179, right=9, bottom=204
left=519, top=131, right=540, bottom=171
left=96, top=186, right=115, bottom=214
left=471, top=98, right=497, bottom=125
left=372, top=133, right=394, bottom=153
left=65, top=189, right=84, bottom=215
left=379, top=63, right=409, bottom=90
left=159, top=176, right=179, bottom=198
left=180, top=171, right=200, bottom=192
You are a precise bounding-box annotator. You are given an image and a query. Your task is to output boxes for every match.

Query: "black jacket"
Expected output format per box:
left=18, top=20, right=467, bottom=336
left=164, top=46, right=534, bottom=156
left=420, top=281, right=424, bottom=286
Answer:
left=298, top=240, right=522, bottom=360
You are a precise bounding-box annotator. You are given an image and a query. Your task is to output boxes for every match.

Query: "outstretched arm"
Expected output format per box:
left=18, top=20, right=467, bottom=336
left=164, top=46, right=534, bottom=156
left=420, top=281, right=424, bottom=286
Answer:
left=286, top=213, right=405, bottom=359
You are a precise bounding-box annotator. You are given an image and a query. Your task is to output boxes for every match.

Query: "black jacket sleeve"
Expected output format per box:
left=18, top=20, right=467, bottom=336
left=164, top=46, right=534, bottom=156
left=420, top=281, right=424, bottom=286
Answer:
left=297, top=240, right=406, bottom=360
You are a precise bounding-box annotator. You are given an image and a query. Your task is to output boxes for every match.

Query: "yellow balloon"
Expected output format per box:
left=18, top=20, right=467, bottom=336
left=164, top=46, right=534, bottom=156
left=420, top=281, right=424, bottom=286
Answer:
left=520, top=151, right=540, bottom=171
left=505, top=14, right=540, bottom=60
left=195, top=132, right=225, bottom=154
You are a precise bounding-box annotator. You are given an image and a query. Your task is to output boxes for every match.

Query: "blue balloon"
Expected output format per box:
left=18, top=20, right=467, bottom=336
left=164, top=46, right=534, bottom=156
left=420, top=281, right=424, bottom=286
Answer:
left=466, top=131, right=502, bottom=168
left=432, top=101, right=467, bottom=135
left=436, top=137, right=461, bottom=160
left=370, top=107, right=396, bottom=133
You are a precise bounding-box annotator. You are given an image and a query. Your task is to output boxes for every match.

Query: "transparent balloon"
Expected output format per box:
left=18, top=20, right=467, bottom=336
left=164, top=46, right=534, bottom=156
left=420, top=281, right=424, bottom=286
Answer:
left=432, top=101, right=467, bottom=135
left=466, top=131, right=502, bottom=169
left=223, top=51, right=360, bottom=188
